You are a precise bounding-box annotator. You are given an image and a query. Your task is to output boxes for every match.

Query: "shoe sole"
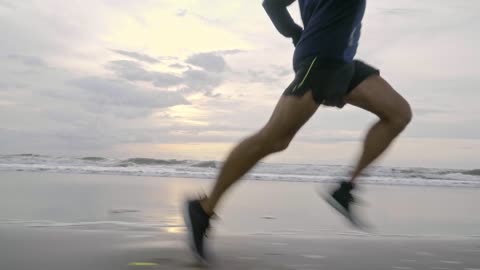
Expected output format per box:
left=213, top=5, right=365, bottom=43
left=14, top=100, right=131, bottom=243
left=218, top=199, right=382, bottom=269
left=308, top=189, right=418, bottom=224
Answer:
left=182, top=201, right=208, bottom=265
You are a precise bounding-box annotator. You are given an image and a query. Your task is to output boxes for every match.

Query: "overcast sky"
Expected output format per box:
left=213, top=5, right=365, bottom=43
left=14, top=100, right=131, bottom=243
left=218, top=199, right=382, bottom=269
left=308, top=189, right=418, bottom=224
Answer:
left=1, top=0, right=479, bottom=169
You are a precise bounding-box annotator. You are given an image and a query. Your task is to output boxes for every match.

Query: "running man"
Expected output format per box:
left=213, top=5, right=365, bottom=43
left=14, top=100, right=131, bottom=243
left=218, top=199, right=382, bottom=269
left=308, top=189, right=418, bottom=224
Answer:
left=184, top=0, right=412, bottom=262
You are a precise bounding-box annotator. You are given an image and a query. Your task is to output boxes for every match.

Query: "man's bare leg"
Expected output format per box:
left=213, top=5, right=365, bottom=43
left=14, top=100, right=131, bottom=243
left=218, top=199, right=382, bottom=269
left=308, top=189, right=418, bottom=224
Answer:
left=344, top=75, right=413, bottom=183
left=201, top=91, right=320, bottom=215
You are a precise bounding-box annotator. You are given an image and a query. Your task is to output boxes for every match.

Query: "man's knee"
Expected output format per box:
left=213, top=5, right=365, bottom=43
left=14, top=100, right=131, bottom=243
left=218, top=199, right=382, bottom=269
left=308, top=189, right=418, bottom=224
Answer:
left=387, top=101, right=413, bottom=132
left=269, top=136, right=292, bottom=153
left=256, top=130, right=293, bottom=154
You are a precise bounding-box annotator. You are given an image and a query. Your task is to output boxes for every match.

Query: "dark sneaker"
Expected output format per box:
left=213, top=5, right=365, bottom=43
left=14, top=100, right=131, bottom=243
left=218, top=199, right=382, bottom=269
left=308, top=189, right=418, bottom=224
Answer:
left=183, top=199, right=211, bottom=264
left=323, top=181, right=364, bottom=228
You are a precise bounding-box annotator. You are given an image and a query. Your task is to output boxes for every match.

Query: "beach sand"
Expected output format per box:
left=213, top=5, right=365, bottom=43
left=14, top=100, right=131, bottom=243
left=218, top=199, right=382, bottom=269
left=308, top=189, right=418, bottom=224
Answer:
left=1, top=225, right=480, bottom=270
left=1, top=171, right=479, bottom=269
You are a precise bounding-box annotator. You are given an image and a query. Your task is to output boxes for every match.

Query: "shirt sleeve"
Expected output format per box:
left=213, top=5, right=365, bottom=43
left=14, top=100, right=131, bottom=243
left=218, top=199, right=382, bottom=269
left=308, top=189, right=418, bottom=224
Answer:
left=262, top=0, right=303, bottom=41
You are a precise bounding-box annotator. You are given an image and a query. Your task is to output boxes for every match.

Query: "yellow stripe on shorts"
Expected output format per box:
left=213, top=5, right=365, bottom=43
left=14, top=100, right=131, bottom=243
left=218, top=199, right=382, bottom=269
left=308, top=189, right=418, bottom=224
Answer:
left=292, top=56, right=318, bottom=93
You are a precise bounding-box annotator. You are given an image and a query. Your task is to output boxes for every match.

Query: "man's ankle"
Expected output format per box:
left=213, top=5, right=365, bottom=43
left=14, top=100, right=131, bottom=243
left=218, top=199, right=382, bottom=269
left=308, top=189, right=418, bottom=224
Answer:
left=342, top=180, right=355, bottom=191
left=199, top=198, right=214, bottom=217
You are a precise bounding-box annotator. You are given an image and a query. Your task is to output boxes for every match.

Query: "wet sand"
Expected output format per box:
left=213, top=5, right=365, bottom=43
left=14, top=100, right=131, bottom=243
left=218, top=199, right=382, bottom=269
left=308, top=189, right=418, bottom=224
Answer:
left=1, top=225, right=480, bottom=270
left=1, top=171, right=479, bottom=269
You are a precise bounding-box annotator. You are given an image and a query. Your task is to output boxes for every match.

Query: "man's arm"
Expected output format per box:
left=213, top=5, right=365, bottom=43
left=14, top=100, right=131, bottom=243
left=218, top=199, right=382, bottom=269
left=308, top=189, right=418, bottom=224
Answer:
left=262, top=0, right=303, bottom=46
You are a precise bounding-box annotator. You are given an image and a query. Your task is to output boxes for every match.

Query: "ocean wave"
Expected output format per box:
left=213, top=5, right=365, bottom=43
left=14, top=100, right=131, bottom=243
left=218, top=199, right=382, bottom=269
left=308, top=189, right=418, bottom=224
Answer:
left=463, top=169, right=480, bottom=176
left=109, top=209, right=141, bottom=214
left=82, top=156, right=107, bottom=161
left=0, top=154, right=479, bottom=188
left=192, top=161, right=217, bottom=168
left=122, top=158, right=187, bottom=166
left=2, top=153, right=46, bottom=158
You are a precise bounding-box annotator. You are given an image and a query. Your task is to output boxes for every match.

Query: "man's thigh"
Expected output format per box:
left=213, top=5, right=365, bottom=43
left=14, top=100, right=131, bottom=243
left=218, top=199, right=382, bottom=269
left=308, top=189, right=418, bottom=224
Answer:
left=344, top=74, right=411, bottom=119
left=263, top=90, right=320, bottom=139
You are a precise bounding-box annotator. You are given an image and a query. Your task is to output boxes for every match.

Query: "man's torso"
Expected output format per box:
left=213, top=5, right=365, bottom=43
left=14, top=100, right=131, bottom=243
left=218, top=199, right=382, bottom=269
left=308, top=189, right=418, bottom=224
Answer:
left=293, top=0, right=367, bottom=69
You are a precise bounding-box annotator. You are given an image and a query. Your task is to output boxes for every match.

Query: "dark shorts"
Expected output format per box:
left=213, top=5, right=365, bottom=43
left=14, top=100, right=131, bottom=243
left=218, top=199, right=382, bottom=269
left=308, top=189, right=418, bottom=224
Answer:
left=283, top=56, right=380, bottom=108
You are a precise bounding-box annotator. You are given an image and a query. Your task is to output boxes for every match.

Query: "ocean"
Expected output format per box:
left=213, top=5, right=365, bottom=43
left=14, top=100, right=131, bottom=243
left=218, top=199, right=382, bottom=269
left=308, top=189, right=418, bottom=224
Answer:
left=1, top=154, right=479, bottom=188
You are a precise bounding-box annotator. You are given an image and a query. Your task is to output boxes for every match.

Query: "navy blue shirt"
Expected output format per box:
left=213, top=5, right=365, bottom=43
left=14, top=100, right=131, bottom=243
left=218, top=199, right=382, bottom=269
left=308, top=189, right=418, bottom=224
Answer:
left=263, top=0, right=366, bottom=70
left=294, top=0, right=366, bottom=66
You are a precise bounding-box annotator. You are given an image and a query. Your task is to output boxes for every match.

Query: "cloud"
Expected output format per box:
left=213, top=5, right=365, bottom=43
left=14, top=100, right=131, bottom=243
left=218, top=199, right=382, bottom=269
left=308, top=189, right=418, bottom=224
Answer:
left=151, top=73, right=185, bottom=88
left=110, top=49, right=160, bottom=64
left=246, top=69, right=277, bottom=83
left=169, top=63, right=186, bottom=69
left=159, top=56, right=179, bottom=61
left=271, top=65, right=291, bottom=77
left=106, top=60, right=183, bottom=87
left=0, top=81, right=28, bottom=91
left=180, top=68, right=223, bottom=94
left=176, top=9, right=188, bottom=17
left=414, top=108, right=452, bottom=116
left=106, top=53, right=230, bottom=96
left=106, top=60, right=151, bottom=81
left=68, top=76, right=189, bottom=117
left=405, top=119, right=480, bottom=140
left=379, top=7, right=426, bottom=16
left=214, top=49, right=246, bottom=56
left=243, top=65, right=292, bottom=83
left=7, top=54, right=47, bottom=67
left=0, top=0, right=14, bottom=9
left=191, top=13, right=222, bottom=27
left=186, top=52, right=227, bottom=72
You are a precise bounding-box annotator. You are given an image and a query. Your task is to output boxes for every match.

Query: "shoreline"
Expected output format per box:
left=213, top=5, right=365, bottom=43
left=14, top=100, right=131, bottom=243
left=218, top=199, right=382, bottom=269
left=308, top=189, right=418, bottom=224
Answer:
left=1, top=170, right=478, bottom=190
